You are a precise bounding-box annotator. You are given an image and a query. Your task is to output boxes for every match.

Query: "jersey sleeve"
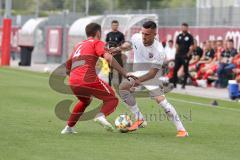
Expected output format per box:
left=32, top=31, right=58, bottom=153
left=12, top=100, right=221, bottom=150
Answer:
left=105, top=33, right=109, bottom=43
left=176, top=35, right=180, bottom=45
left=197, top=47, right=203, bottom=57
left=131, top=33, right=137, bottom=44
left=120, top=32, right=125, bottom=43
left=66, top=53, right=73, bottom=71
left=151, top=43, right=166, bottom=69
left=210, top=49, right=215, bottom=58
left=231, top=49, right=238, bottom=57
left=95, top=40, right=106, bottom=57
left=189, top=34, right=194, bottom=45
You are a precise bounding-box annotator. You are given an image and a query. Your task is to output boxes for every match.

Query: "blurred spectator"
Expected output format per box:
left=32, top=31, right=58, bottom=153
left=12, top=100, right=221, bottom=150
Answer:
left=175, top=39, right=202, bottom=80
left=195, top=41, right=215, bottom=79
left=165, top=40, right=176, bottom=79
left=214, top=38, right=226, bottom=60
left=193, top=41, right=215, bottom=87
left=216, top=39, right=238, bottom=87
left=162, top=40, right=167, bottom=48
left=210, top=40, right=217, bottom=53
left=165, top=40, right=176, bottom=61
left=172, top=23, right=194, bottom=89
left=106, top=20, right=125, bottom=86
left=189, top=39, right=203, bottom=73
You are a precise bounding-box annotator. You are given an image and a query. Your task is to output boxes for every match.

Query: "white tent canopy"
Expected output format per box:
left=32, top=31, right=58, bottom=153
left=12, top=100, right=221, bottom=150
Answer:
left=101, top=14, right=158, bottom=40
left=68, top=16, right=103, bottom=37
left=18, top=17, right=48, bottom=47
left=20, top=18, right=48, bottom=35
left=126, top=14, right=158, bottom=32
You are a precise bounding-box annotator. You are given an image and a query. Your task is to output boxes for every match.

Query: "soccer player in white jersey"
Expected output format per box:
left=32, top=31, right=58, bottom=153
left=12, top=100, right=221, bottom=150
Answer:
left=119, top=21, right=188, bottom=137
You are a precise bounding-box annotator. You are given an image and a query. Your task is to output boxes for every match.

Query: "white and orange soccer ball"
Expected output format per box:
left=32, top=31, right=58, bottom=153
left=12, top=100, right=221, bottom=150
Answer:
left=115, top=114, right=132, bottom=132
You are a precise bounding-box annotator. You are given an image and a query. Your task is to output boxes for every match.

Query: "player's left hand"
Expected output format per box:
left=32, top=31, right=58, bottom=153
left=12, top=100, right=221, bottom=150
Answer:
left=120, top=41, right=132, bottom=51
left=126, top=73, right=141, bottom=87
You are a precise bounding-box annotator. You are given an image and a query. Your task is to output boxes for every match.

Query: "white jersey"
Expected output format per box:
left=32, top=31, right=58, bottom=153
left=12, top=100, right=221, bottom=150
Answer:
left=131, top=33, right=166, bottom=76
left=131, top=33, right=166, bottom=70
left=130, top=33, right=167, bottom=93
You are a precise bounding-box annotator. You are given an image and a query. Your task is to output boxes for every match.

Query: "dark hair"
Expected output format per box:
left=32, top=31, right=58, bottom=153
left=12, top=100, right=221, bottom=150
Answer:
left=168, top=40, right=173, bottom=43
left=143, top=21, right=157, bottom=29
left=228, top=39, right=234, bottom=43
left=112, top=20, right=119, bottom=24
left=182, top=22, right=189, bottom=27
left=85, top=23, right=101, bottom=37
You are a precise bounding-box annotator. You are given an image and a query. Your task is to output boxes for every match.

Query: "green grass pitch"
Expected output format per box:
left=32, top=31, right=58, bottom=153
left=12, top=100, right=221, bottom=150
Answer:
left=0, top=67, right=240, bottom=160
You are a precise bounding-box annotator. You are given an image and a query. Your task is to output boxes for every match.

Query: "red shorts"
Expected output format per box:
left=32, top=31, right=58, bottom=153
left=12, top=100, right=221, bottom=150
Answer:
left=70, top=78, right=118, bottom=116
left=70, top=78, right=115, bottom=98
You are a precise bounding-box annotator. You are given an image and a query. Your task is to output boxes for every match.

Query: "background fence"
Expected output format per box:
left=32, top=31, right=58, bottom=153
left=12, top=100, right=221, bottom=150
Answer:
left=104, top=6, right=240, bottom=26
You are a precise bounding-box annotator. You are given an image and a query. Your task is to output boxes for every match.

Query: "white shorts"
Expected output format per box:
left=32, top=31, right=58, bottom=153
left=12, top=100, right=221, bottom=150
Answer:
left=129, top=71, right=166, bottom=97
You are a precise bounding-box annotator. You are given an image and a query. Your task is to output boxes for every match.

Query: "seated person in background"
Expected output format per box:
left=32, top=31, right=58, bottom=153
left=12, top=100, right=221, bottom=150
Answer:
left=214, top=38, right=225, bottom=60
left=192, top=41, right=215, bottom=87
left=197, top=39, right=227, bottom=87
left=189, top=39, right=203, bottom=73
left=233, top=53, right=240, bottom=83
left=210, top=40, right=217, bottom=55
left=216, top=39, right=238, bottom=88
left=165, top=40, right=176, bottom=61
left=194, top=41, right=215, bottom=80
left=164, top=40, right=176, bottom=79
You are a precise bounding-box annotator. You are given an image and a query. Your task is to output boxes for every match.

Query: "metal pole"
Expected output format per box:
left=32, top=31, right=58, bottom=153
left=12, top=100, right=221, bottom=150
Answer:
left=5, top=0, right=12, bottom=18
left=73, top=0, right=76, bottom=13
left=110, top=0, right=113, bottom=13
left=0, top=0, right=2, bottom=15
left=85, top=0, right=89, bottom=16
left=146, top=1, right=150, bottom=12
left=1, top=0, right=12, bottom=66
left=35, top=0, right=39, bottom=17
left=61, top=10, right=68, bottom=63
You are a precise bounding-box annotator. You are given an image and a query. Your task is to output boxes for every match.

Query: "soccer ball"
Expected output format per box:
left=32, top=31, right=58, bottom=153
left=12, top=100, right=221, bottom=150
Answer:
left=115, top=114, right=132, bottom=132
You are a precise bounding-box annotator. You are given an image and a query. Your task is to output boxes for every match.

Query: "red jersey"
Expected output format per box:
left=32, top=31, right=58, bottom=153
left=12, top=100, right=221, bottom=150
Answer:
left=66, top=38, right=106, bottom=84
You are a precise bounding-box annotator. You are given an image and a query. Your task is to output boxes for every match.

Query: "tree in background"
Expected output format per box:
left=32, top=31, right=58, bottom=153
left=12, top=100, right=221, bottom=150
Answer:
left=9, top=0, right=195, bottom=15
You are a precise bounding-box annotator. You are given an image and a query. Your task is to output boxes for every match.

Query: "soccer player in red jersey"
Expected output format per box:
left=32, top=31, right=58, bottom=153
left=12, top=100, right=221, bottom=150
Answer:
left=61, top=23, right=135, bottom=134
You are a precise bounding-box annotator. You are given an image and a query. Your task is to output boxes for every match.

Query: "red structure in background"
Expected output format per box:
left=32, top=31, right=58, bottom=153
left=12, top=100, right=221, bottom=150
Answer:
left=46, top=26, right=63, bottom=56
left=158, top=27, right=240, bottom=49
left=1, top=18, right=12, bottom=66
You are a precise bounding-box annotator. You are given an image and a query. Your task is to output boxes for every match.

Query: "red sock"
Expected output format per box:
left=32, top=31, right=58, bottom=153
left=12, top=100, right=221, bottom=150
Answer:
left=67, top=101, right=88, bottom=127
left=100, top=97, right=119, bottom=117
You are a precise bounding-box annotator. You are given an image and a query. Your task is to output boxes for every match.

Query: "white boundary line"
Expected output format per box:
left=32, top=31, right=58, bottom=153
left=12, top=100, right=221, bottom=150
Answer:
left=168, top=97, right=240, bottom=113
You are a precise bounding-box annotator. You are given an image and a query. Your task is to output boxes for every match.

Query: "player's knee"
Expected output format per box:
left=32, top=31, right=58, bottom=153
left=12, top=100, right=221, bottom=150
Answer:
left=154, top=96, right=166, bottom=104
left=112, top=97, right=119, bottom=107
left=119, top=80, right=132, bottom=90
left=81, top=97, right=92, bottom=106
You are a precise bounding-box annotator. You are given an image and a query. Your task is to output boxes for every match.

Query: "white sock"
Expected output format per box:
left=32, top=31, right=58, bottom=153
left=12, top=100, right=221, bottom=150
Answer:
left=127, top=103, right=144, bottom=121
left=95, top=113, right=111, bottom=126
left=159, top=99, right=186, bottom=131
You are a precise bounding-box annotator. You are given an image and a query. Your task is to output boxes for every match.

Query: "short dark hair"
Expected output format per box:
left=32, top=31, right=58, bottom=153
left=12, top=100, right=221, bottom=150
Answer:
left=85, top=23, right=101, bottom=37
left=228, top=39, right=234, bottom=43
left=182, top=22, right=189, bottom=27
left=112, top=20, right=119, bottom=24
left=168, top=40, right=173, bottom=43
left=143, top=21, right=157, bottom=29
